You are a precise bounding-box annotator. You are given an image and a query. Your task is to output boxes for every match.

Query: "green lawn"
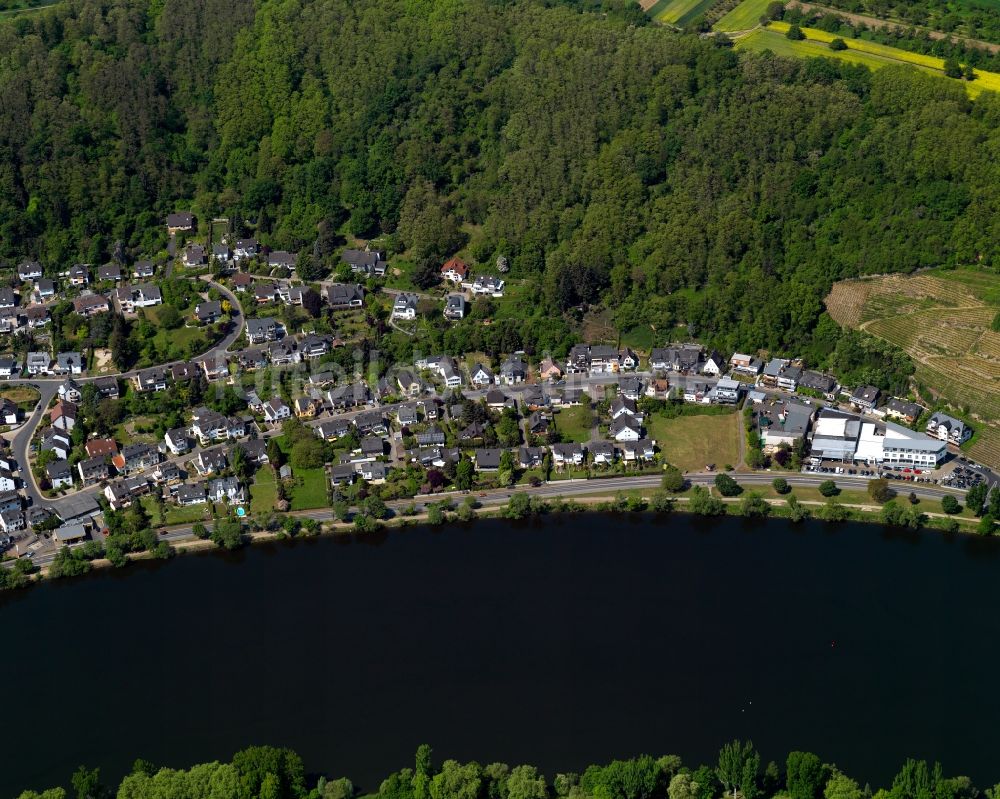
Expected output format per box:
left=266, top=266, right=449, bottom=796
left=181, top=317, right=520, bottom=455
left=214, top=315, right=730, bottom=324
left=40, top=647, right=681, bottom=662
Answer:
left=646, top=412, right=740, bottom=472
left=250, top=467, right=278, bottom=514
left=713, top=0, right=771, bottom=31
left=554, top=404, right=595, bottom=444
left=141, top=495, right=223, bottom=526
left=289, top=467, right=328, bottom=510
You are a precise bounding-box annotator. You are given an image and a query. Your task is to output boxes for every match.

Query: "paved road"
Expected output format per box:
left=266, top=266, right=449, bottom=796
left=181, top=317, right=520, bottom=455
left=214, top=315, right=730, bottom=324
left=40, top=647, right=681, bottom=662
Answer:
left=18, top=469, right=967, bottom=569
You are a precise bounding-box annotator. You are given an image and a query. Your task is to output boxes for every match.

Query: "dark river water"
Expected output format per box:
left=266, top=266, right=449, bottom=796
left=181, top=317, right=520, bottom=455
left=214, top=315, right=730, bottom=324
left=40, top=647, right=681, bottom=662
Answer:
left=4, top=513, right=1000, bottom=795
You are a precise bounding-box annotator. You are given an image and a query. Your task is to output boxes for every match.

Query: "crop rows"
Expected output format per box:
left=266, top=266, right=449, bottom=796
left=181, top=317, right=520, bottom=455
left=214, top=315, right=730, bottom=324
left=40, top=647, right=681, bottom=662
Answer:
left=974, top=332, right=1000, bottom=361
left=918, top=360, right=1000, bottom=421
left=968, top=429, right=1000, bottom=473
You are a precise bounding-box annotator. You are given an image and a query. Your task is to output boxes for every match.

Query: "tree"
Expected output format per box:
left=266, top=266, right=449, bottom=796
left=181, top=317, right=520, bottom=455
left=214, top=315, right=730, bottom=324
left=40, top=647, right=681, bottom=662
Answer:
left=717, top=740, right=759, bottom=799
left=739, top=492, right=771, bottom=518
left=455, top=458, right=475, bottom=491
left=71, top=767, right=107, bottom=799
left=944, top=57, right=963, bottom=78
left=818, top=480, right=839, bottom=497
left=907, top=491, right=919, bottom=505
left=427, top=504, right=445, bottom=525
left=503, top=493, right=533, bottom=519
left=192, top=522, right=209, bottom=539
left=296, top=252, right=327, bottom=281
left=361, top=496, right=389, bottom=520
left=816, top=499, right=850, bottom=522
left=211, top=519, right=245, bottom=550
left=785, top=751, right=827, bottom=799
left=829, top=38, right=847, bottom=50
left=824, top=773, right=864, bottom=799
left=689, top=485, right=726, bottom=516
left=669, top=774, right=701, bottom=799
left=977, top=513, right=996, bottom=536
left=941, top=494, right=962, bottom=514
left=868, top=479, right=894, bottom=503
left=786, top=24, right=805, bottom=39
left=772, top=477, right=789, bottom=494
left=662, top=465, right=686, bottom=493
left=763, top=1, right=784, bottom=19
left=965, top=483, right=988, bottom=516
left=650, top=490, right=675, bottom=513
left=715, top=473, right=742, bottom=497
left=786, top=494, right=810, bottom=522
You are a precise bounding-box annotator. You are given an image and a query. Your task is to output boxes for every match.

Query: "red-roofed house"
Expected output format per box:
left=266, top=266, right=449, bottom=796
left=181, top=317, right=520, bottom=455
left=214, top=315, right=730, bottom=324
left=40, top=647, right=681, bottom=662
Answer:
left=441, top=258, right=469, bottom=284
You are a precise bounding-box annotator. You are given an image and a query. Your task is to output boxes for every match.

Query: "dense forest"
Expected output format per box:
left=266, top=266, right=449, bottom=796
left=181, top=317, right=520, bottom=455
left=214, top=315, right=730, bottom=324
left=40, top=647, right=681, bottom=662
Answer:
left=802, top=0, right=1000, bottom=44
left=2, top=0, right=1000, bottom=357
left=17, top=742, right=997, bottom=799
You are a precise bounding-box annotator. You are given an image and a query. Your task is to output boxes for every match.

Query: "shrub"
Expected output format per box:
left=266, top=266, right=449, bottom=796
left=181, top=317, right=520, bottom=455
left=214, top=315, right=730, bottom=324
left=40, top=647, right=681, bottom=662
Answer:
left=941, top=495, right=961, bottom=515
left=829, top=37, right=847, bottom=50
left=818, top=479, right=839, bottom=497
left=867, top=479, right=894, bottom=503
left=714, top=473, right=742, bottom=497
left=786, top=24, right=805, bottom=40
left=772, top=477, right=789, bottom=495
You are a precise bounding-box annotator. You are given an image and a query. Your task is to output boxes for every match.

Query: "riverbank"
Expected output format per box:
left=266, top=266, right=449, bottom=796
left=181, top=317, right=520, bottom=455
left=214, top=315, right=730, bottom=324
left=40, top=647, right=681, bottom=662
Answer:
left=12, top=474, right=981, bottom=589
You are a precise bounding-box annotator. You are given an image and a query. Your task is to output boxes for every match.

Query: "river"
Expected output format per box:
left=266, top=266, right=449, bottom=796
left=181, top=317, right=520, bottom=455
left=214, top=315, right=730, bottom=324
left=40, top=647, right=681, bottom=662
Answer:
left=4, top=513, right=1000, bottom=794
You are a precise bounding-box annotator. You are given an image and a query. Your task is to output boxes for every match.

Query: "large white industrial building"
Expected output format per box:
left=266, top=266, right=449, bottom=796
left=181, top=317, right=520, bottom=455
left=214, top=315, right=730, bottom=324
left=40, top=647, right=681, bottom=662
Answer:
left=810, top=409, right=946, bottom=468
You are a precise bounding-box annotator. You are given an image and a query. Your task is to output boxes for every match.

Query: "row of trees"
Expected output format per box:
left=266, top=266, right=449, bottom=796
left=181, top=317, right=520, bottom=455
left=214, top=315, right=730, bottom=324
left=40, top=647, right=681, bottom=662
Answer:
left=18, top=742, right=992, bottom=799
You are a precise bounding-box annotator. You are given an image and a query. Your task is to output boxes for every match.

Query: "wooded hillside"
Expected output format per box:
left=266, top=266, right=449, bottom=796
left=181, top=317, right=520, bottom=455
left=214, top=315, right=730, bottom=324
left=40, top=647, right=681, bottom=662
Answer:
left=1, top=0, right=999, bottom=354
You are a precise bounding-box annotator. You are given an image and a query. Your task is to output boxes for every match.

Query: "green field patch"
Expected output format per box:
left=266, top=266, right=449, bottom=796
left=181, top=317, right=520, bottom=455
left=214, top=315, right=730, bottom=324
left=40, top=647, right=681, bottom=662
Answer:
left=288, top=467, right=328, bottom=510
left=251, top=467, right=279, bottom=514
left=646, top=412, right=740, bottom=473
left=714, top=0, right=772, bottom=31
left=553, top=404, right=595, bottom=444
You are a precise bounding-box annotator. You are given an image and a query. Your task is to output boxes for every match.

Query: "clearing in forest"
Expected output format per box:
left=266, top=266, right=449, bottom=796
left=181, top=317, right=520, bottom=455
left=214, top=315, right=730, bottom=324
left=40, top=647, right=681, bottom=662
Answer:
left=826, top=268, right=1000, bottom=469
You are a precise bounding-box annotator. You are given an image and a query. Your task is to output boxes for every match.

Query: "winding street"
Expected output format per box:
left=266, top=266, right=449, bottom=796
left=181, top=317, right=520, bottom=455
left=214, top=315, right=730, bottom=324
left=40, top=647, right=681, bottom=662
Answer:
left=2, top=278, right=245, bottom=511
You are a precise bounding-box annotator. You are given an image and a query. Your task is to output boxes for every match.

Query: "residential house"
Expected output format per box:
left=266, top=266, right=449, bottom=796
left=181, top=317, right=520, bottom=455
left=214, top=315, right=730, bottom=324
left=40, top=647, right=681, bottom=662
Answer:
left=195, top=301, right=222, bottom=323
left=294, top=397, right=320, bottom=418
left=360, top=436, right=386, bottom=458
left=590, top=440, right=615, bottom=465
left=550, top=442, right=586, bottom=467
left=851, top=385, right=881, bottom=412
left=397, top=404, right=419, bottom=426
left=610, top=396, right=639, bottom=420
left=133, top=260, right=155, bottom=279
left=589, top=345, right=619, bottom=374
left=208, top=477, right=245, bottom=504
left=281, top=285, right=307, bottom=306
left=77, top=456, right=109, bottom=486
left=263, top=397, right=291, bottom=423
left=177, top=483, right=208, bottom=506
left=619, top=348, right=640, bottom=371
left=703, top=351, right=727, bottom=376
left=0, top=509, right=25, bottom=534
left=55, top=352, right=84, bottom=375
left=237, top=349, right=268, bottom=370
left=231, top=271, right=254, bottom=292
left=84, top=438, right=118, bottom=459
left=797, top=370, right=837, bottom=399
left=268, top=250, right=296, bottom=270
left=18, top=261, right=43, bottom=281
left=194, top=447, right=228, bottom=475
left=165, top=212, right=194, bottom=233
left=73, top=294, right=110, bottom=317
left=112, top=443, right=159, bottom=475
left=46, top=460, right=73, bottom=489
left=759, top=401, right=813, bottom=451
left=132, top=367, right=168, bottom=393
left=777, top=365, right=802, bottom=392
left=182, top=244, right=206, bottom=267
left=199, top=354, right=229, bottom=381
left=268, top=338, right=300, bottom=365
left=610, top=414, right=642, bottom=442
left=539, top=358, right=562, bottom=381
left=645, top=378, right=670, bottom=399
left=474, top=448, right=503, bottom=471
left=0, top=468, right=14, bottom=493
left=391, top=292, right=419, bottom=320
left=470, top=363, right=494, bottom=386
left=359, top=461, right=388, bottom=483
left=25, top=306, right=50, bottom=329
left=236, top=439, right=268, bottom=464
left=299, top=334, right=330, bottom=359
left=651, top=344, right=702, bottom=373
left=326, top=283, right=365, bottom=309
left=485, top=389, right=508, bottom=409
left=885, top=398, right=925, bottom=425
left=500, top=355, right=527, bottom=385
left=518, top=446, right=545, bottom=469
left=34, top=278, right=56, bottom=301
left=0, top=398, right=17, bottom=425
left=0, top=357, right=19, bottom=378
left=234, top=239, right=259, bottom=261
left=619, top=376, right=643, bottom=401
left=926, top=412, right=972, bottom=445
left=93, top=376, right=120, bottom=399
left=212, top=244, right=232, bottom=266
left=41, top=429, right=71, bottom=460
left=97, top=263, right=122, bottom=282
left=190, top=407, right=229, bottom=443
left=341, top=248, right=387, bottom=276
left=68, top=265, right=89, bottom=286
left=0, top=288, right=16, bottom=309
left=246, top=317, right=279, bottom=344
left=527, top=411, right=550, bottom=437
left=0, top=308, right=23, bottom=335
left=330, top=463, right=357, bottom=487
left=165, top=428, right=191, bottom=455
left=415, top=427, right=446, bottom=446
left=619, top=439, right=656, bottom=463
left=471, top=275, right=505, bottom=296
left=441, top=257, right=469, bottom=284
left=50, top=401, right=77, bottom=431
left=254, top=283, right=281, bottom=304
left=316, top=419, right=352, bottom=441
left=58, top=379, right=82, bottom=403
left=760, top=358, right=789, bottom=388
left=355, top=410, right=387, bottom=435
left=713, top=376, right=743, bottom=404
left=683, top=383, right=710, bottom=404
left=444, top=294, right=467, bottom=320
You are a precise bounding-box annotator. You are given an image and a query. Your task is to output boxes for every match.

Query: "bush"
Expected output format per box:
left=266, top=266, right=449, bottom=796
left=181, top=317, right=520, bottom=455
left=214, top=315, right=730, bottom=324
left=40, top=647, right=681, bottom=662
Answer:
left=689, top=485, right=726, bottom=516
left=661, top=465, right=686, bottom=493
left=739, top=492, right=771, bottom=518
left=867, top=478, right=894, bottom=503
left=786, top=494, right=810, bottom=523
left=714, top=473, right=742, bottom=497
left=786, top=24, right=805, bottom=40
left=818, top=479, right=839, bottom=497
left=977, top=513, right=996, bottom=536
left=941, top=495, right=962, bottom=515
left=829, top=37, right=847, bottom=50
left=772, top=477, right=789, bottom=495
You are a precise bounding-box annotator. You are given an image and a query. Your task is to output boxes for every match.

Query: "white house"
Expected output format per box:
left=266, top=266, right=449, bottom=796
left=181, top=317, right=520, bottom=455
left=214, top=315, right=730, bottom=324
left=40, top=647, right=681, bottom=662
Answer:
left=391, top=293, right=419, bottom=321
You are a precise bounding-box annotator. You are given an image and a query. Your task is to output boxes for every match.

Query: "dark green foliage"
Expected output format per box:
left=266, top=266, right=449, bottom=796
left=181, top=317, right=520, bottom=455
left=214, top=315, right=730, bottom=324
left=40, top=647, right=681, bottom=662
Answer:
left=940, top=495, right=961, bottom=515
left=771, top=477, right=789, bottom=494
left=786, top=23, right=805, bottom=39
left=868, top=478, right=894, bottom=503
left=818, top=480, right=839, bottom=497
left=965, top=483, right=988, bottom=516
left=829, top=38, right=847, bottom=50
left=944, top=57, right=964, bottom=78
left=785, top=752, right=827, bottom=799
left=714, top=473, right=742, bottom=497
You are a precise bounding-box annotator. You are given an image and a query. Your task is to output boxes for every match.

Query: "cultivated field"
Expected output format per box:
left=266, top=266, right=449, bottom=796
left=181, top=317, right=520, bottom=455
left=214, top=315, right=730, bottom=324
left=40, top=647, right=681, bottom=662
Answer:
left=736, top=22, right=1000, bottom=96
left=826, top=268, right=1000, bottom=469
left=713, top=0, right=771, bottom=31
left=648, top=0, right=721, bottom=25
